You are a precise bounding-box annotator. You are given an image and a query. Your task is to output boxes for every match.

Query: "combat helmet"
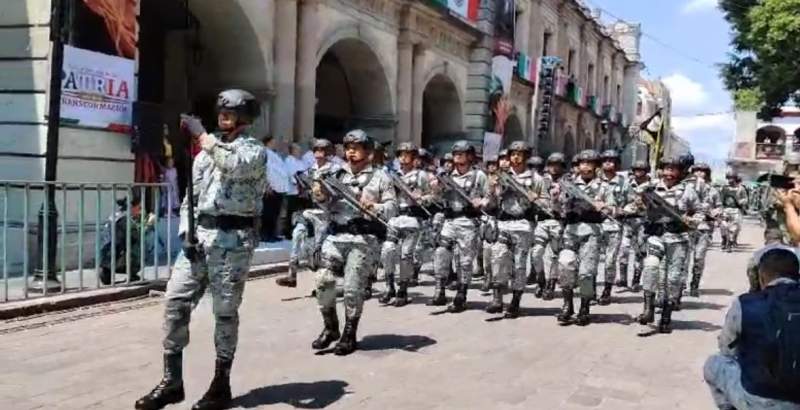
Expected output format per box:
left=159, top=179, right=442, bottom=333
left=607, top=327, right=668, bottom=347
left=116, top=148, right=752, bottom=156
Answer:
left=311, top=138, right=333, bottom=153
left=396, top=142, right=418, bottom=155
left=577, top=149, right=600, bottom=163
left=547, top=152, right=567, bottom=165
left=508, top=141, right=532, bottom=155
left=216, top=89, right=260, bottom=122
left=343, top=129, right=372, bottom=148
left=451, top=140, right=475, bottom=154
left=631, top=160, right=650, bottom=172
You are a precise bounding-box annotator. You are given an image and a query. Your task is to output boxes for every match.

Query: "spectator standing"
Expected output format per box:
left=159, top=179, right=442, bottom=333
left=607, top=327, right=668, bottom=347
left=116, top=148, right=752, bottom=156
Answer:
left=263, top=136, right=289, bottom=242
left=704, top=246, right=800, bottom=409
left=159, top=156, right=180, bottom=217
left=284, top=143, right=311, bottom=237
left=301, top=143, right=316, bottom=169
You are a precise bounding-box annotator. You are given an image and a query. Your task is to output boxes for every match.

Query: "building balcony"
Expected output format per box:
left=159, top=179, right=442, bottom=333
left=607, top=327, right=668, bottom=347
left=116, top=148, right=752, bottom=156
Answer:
left=755, top=143, right=785, bottom=160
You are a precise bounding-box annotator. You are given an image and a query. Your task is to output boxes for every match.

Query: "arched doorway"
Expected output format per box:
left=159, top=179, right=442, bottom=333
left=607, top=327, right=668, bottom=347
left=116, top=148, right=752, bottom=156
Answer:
left=422, top=74, right=463, bottom=150
left=755, top=125, right=786, bottom=160
left=315, top=39, right=393, bottom=144
left=504, top=114, right=524, bottom=144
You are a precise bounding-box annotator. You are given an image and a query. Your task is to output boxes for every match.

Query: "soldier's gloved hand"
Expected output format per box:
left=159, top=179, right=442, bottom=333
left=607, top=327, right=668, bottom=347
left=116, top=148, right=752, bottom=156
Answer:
left=180, top=114, right=207, bottom=138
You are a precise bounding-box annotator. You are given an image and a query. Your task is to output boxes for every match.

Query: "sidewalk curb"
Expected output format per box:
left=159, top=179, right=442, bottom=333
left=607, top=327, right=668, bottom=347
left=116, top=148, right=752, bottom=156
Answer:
left=0, top=262, right=289, bottom=320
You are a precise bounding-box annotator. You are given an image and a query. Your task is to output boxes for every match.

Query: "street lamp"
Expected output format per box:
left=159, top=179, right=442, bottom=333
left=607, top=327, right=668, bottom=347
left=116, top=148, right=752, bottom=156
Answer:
left=31, top=0, right=66, bottom=292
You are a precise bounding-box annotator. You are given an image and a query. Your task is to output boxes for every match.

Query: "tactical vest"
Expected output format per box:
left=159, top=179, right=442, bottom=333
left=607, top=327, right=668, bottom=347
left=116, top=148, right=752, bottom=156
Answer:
left=739, top=283, right=800, bottom=403
left=721, top=186, right=740, bottom=209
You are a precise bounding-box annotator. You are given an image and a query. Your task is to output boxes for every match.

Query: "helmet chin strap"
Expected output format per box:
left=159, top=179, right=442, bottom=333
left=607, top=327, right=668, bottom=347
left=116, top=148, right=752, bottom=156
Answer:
left=219, top=125, right=248, bottom=142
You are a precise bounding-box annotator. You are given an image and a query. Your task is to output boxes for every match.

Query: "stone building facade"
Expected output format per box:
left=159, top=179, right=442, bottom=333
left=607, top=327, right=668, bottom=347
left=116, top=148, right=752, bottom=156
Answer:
left=728, top=108, right=800, bottom=181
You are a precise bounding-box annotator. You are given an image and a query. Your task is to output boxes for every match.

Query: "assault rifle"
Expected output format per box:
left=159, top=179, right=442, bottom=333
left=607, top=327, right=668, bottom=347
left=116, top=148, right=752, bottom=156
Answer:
left=560, top=178, right=620, bottom=224
left=435, top=173, right=491, bottom=218
left=497, top=172, right=554, bottom=219
left=294, top=172, right=312, bottom=198
left=639, top=188, right=694, bottom=231
left=318, top=174, right=394, bottom=232
left=390, top=172, right=432, bottom=218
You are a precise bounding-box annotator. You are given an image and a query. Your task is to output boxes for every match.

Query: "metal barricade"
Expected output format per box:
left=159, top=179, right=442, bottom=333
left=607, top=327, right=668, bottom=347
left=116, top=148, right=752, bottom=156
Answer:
left=0, top=181, right=177, bottom=303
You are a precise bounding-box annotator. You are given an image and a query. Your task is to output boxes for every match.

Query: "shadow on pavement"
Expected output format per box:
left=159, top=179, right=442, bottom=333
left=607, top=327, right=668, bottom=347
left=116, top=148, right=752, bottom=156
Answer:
left=233, top=380, right=350, bottom=409
left=670, top=320, right=722, bottom=332
left=607, top=295, right=643, bottom=305
left=591, top=313, right=635, bottom=325
left=679, top=300, right=727, bottom=311
left=359, top=334, right=437, bottom=352
left=701, top=288, right=735, bottom=296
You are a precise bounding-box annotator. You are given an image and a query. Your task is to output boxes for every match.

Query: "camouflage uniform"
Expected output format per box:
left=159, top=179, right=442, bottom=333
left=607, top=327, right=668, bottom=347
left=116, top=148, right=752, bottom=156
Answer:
left=638, top=173, right=700, bottom=332
left=686, top=171, right=720, bottom=295
left=619, top=174, right=652, bottom=290
left=431, top=150, right=489, bottom=312
left=719, top=181, right=748, bottom=249
left=486, top=150, right=547, bottom=317
left=163, top=131, right=265, bottom=361
left=531, top=171, right=566, bottom=299
left=599, top=172, right=628, bottom=296
left=381, top=163, right=432, bottom=306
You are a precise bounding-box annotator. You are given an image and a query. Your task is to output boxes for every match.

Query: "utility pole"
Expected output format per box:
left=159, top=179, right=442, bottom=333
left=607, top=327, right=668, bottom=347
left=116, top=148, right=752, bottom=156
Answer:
left=31, top=0, right=66, bottom=292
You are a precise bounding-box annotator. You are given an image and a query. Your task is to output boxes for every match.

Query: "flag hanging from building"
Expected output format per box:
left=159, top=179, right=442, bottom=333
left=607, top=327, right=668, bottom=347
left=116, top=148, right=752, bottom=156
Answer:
left=430, top=0, right=479, bottom=22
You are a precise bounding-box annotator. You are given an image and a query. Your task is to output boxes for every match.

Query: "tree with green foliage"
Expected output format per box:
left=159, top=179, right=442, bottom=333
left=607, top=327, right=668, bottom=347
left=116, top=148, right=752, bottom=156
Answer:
left=720, top=0, right=800, bottom=119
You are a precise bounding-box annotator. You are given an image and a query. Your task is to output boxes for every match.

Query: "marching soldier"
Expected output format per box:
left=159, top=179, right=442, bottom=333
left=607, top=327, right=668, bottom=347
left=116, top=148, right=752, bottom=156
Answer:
left=687, top=163, right=721, bottom=297
left=527, top=155, right=545, bottom=178
left=429, top=141, right=490, bottom=313
left=570, top=154, right=581, bottom=177
left=277, top=139, right=339, bottom=288
left=720, top=171, right=748, bottom=252
left=557, top=150, right=616, bottom=326
left=135, top=90, right=267, bottom=410
left=380, top=143, right=433, bottom=306
left=498, top=149, right=511, bottom=172
left=310, top=130, right=397, bottom=356
left=530, top=152, right=568, bottom=300
left=637, top=156, right=700, bottom=333
left=412, top=148, right=437, bottom=286
left=442, top=152, right=455, bottom=174
left=619, top=160, right=652, bottom=292
left=486, top=141, right=547, bottom=318
left=598, top=150, right=628, bottom=305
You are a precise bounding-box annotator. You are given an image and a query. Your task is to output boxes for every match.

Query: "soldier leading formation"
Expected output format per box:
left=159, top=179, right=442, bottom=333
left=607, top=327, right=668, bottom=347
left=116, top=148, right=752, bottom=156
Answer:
left=135, top=90, right=744, bottom=410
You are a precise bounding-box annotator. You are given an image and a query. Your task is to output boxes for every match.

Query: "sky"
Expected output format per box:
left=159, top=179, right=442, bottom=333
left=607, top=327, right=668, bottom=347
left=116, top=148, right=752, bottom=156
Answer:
left=585, top=0, right=735, bottom=164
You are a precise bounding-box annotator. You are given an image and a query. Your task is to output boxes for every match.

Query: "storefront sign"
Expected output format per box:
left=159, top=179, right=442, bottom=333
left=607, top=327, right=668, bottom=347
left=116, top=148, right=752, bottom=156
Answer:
left=61, top=45, right=136, bottom=132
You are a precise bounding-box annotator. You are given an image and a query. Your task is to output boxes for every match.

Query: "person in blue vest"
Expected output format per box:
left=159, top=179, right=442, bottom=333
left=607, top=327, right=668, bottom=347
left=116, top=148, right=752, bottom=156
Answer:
left=703, top=245, right=800, bottom=409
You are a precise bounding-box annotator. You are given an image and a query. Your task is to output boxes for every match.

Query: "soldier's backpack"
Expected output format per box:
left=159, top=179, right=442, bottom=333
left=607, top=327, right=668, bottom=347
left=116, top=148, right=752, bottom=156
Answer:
left=764, top=284, right=800, bottom=400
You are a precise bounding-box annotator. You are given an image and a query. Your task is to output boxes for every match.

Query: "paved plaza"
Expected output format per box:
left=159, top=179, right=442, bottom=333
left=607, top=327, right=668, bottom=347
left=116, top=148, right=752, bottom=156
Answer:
left=0, top=222, right=763, bottom=409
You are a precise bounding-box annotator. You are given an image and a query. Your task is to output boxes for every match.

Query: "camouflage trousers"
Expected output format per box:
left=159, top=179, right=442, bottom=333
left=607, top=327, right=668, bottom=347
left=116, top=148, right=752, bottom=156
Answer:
left=704, top=354, right=800, bottom=410
left=491, top=220, right=534, bottom=291
left=641, top=235, right=689, bottom=303
left=163, top=226, right=256, bottom=361
left=315, top=234, right=377, bottom=320
left=619, top=220, right=646, bottom=281
left=601, top=226, right=623, bottom=285
left=381, top=216, right=421, bottom=284
left=290, top=209, right=328, bottom=269
left=434, top=218, right=480, bottom=285
left=413, top=219, right=435, bottom=272
left=691, top=229, right=713, bottom=281
left=531, top=219, right=563, bottom=280
left=558, top=223, right=602, bottom=299
left=720, top=208, right=742, bottom=242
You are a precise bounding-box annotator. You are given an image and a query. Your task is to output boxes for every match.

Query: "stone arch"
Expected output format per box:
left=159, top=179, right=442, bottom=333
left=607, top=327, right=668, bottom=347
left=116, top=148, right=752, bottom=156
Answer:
left=314, top=34, right=394, bottom=143
left=421, top=73, right=463, bottom=150
left=423, top=63, right=465, bottom=114
left=756, top=125, right=786, bottom=144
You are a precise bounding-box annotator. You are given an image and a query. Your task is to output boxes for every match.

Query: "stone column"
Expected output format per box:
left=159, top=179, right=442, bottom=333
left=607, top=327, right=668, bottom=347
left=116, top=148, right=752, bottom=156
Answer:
left=411, top=44, right=426, bottom=146
left=396, top=36, right=414, bottom=142
left=295, top=0, right=320, bottom=142
left=272, top=0, right=298, bottom=141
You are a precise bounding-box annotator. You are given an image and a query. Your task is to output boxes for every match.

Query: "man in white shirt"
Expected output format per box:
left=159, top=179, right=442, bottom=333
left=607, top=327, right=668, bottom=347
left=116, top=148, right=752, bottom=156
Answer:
left=262, top=136, right=289, bottom=242
left=284, top=143, right=311, bottom=236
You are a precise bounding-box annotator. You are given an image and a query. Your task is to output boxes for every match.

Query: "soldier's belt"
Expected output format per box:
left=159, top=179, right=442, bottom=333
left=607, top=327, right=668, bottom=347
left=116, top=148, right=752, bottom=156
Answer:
left=497, top=212, right=528, bottom=222
left=644, top=221, right=689, bottom=236
left=330, top=219, right=386, bottom=238
left=564, top=211, right=605, bottom=224
left=444, top=208, right=481, bottom=219
left=197, top=214, right=257, bottom=231
left=399, top=206, right=429, bottom=219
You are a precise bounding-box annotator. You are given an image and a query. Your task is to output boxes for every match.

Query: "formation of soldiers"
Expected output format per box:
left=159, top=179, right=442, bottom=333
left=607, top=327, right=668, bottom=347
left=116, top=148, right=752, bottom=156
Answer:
left=277, top=132, right=746, bottom=352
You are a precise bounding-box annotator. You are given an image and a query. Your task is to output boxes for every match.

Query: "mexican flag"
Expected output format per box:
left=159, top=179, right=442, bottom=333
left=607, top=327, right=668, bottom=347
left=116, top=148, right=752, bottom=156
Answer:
left=431, top=0, right=479, bottom=22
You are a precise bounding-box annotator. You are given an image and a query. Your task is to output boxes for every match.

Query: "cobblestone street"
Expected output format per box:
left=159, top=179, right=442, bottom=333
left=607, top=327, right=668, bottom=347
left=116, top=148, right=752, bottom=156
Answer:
left=0, top=222, right=761, bottom=410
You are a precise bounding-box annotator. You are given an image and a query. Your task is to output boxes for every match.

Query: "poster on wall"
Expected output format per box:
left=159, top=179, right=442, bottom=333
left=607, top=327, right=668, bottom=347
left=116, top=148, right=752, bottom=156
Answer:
left=77, top=0, right=139, bottom=59
left=483, top=132, right=503, bottom=161
left=61, top=45, right=136, bottom=132
left=489, top=0, right=515, bottom=135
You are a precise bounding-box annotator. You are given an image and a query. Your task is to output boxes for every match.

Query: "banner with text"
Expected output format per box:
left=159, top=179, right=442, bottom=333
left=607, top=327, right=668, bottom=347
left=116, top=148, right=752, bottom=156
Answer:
left=61, top=45, right=136, bottom=132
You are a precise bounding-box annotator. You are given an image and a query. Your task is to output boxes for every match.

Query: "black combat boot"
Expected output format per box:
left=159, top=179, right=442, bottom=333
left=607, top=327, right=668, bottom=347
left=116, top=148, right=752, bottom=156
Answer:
left=364, top=275, right=376, bottom=300
left=674, top=288, right=684, bottom=311
left=135, top=353, right=185, bottom=410
left=379, top=275, right=396, bottom=304
left=481, top=272, right=491, bottom=292
left=485, top=287, right=504, bottom=314
left=689, top=271, right=701, bottom=297
left=427, top=279, right=448, bottom=306
left=448, top=284, right=469, bottom=313
left=192, top=357, right=232, bottom=410
left=312, top=308, right=340, bottom=350
left=447, top=270, right=459, bottom=291
left=598, top=283, right=613, bottom=306
left=575, top=298, right=591, bottom=326
left=630, top=271, right=642, bottom=293
left=637, top=291, right=655, bottom=325
left=616, top=267, right=628, bottom=288
left=504, top=290, right=523, bottom=319
left=410, top=266, right=420, bottom=287
left=526, top=272, right=536, bottom=286
left=394, top=281, right=410, bottom=307
left=535, top=273, right=546, bottom=299
left=542, top=279, right=557, bottom=301
left=557, top=289, right=574, bottom=324
left=333, top=316, right=360, bottom=356
left=658, top=300, right=674, bottom=334
left=276, top=263, right=298, bottom=288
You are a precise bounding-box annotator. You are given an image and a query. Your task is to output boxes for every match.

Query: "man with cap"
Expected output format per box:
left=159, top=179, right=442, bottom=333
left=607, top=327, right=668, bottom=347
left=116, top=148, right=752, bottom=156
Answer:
left=429, top=140, right=490, bottom=313
left=637, top=156, right=700, bottom=333
left=276, top=138, right=339, bottom=288
left=619, top=160, right=652, bottom=292
left=135, top=90, right=267, bottom=410
left=309, top=129, right=397, bottom=355
left=556, top=149, right=616, bottom=326
left=720, top=170, right=748, bottom=252
left=486, top=141, right=547, bottom=317
left=597, top=149, right=629, bottom=305
left=686, top=162, right=721, bottom=297
left=530, top=152, right=568, bottom=300
left=380, top=142, right=433, bottom=306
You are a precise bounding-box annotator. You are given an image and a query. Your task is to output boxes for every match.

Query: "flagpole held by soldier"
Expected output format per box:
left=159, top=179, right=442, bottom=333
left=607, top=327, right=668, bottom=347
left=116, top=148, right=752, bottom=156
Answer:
left=135, top=90, right=267, bottom=410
